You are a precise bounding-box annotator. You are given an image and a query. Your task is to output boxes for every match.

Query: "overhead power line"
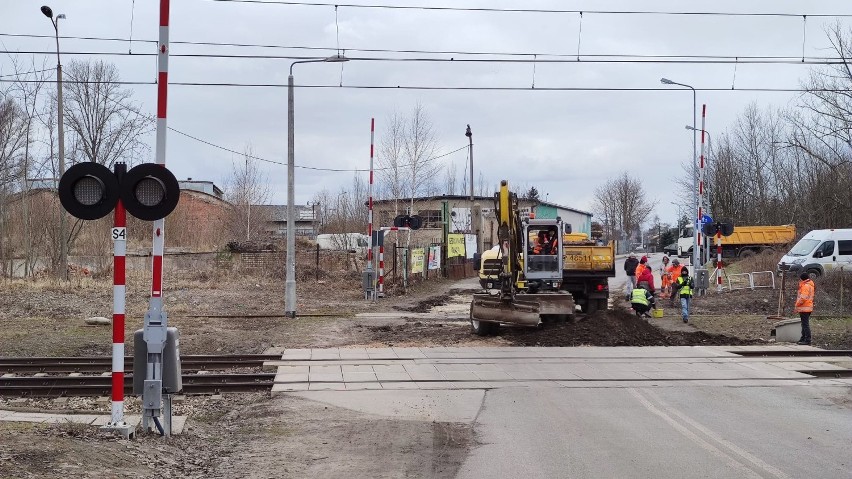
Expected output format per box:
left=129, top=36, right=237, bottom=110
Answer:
left=0, top=32, right=844, bottom=63
left=3, top=49, right=850, bottom=66
left=0, top=78, right=841, bottom=93
left=201, top=0, right=852, bottom=18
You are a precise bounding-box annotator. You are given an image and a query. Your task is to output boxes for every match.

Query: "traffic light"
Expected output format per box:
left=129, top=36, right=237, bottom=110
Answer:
left=58, top=162, right=180, bottom=221
left=392, top=214, right=423, bottom=230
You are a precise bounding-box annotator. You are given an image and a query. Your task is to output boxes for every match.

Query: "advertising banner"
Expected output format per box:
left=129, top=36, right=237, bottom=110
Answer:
left=428, top=246, right=441, bottom=270
left=411, top=248, right=425, bottom=274
left=464, top=234, right=478, bottom=259
left=447, top=234, right=465, bottom=258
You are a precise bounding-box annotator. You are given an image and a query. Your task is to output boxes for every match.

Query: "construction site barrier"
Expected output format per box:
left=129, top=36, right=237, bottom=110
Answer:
left=726, top=270, right=776, bottom=291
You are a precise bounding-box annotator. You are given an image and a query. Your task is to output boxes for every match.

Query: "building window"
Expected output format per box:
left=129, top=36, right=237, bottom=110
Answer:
left=418, top=209, right=442, bottom=228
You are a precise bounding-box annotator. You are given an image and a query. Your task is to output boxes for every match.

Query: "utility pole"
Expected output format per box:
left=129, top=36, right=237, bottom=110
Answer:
left=466, top=125, right=483, bottom=255
left=41, top=5, right=67, bottom=280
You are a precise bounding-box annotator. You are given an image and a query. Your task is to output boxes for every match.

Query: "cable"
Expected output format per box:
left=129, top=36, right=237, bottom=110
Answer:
left=202, top=1, right=852, bottom=18
left=1, top=78, right=845, bottom=93
left=4, top=49, right=850, bottom=66
left=0, top=33, right=846, bottom=63
left=0, top=67, right=56, bottom=78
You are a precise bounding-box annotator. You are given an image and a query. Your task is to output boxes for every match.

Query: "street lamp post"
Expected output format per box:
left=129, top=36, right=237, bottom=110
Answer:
left=286, top=54, right=348, bottom=318
left=41, top=5, right=67, bottom=280
left=660, top=77, right=699, bottom=268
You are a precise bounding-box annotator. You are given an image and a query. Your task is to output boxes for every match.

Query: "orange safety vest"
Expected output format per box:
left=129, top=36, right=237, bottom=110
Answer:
left=635, top=263, right=647, bottom=278
left=795, top=279, right=815, bottom=313
left=667, top=265, right=683, bottom=284
left=533, top=237, right=547, bottom=254
left=660, top=267, right=672, bottom=288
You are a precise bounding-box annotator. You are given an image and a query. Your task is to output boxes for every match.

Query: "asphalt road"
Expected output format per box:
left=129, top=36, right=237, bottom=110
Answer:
left=457, top=385, right=850, bottom=479
left=282, top=346, right=852, bottom=479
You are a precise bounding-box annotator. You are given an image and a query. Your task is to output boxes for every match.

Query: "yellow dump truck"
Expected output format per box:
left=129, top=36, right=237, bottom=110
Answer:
left=478, top=231, right=615, bottom=314
left=678, top=224, right=796, bottom=258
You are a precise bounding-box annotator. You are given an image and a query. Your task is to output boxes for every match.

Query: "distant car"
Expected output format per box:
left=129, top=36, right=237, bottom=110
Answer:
left=663, top=242, right=678, bottom=256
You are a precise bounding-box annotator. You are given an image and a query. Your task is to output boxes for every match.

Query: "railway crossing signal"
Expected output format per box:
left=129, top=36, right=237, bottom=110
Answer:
left=393, top=214, right=423, bottom=230
left=58, top=162, right=180, bottom=221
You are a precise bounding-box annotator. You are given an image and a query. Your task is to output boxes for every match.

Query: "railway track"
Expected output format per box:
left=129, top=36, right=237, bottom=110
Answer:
left=0, top=354, right=280, bottom=398
left=0, top=354, right=280, bottom=374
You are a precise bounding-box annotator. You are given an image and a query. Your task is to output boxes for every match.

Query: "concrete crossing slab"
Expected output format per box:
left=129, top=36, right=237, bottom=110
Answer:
left=270, top=346, right=850, bottom=394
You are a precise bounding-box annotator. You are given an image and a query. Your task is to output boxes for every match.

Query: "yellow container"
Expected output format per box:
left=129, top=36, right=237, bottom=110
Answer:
left=651, top=308, right=664, bottom=318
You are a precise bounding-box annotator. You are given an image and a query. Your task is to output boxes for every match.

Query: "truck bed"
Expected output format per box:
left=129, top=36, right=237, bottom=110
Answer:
left=720, top=225, right=796, bottom=246
left=561, top=242, right=615, bottom=276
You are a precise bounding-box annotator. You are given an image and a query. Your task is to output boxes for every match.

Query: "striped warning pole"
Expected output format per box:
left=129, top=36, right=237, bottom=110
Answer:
left=152, top=0, right=170, bottom=300
left=366, top=118, right=375, bottom=300
left=111, top=198, right=127, bottom=424
left=716, top=229, right=723, bottom=292
left=697, top=104, right=707, bottom=265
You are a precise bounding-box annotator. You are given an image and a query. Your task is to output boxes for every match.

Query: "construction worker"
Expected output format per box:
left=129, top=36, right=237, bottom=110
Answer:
left=635, top=256, right=648, bottom=278
left=637, top=265, right=656, bottom=295
left=667, top=258, right=683, bottom=305
left=629, top=286, right=654, bottom=318
left=546, top=227, right=559, bottom=255
left=673, top=267, right=694, bottom=323
left=532, top=231, right=549, bottom=255
left=660, top=255, right=672, bottom=298
left=795, top=272, right=815, bottom=345
left=624, top=253, right=639, bottom=292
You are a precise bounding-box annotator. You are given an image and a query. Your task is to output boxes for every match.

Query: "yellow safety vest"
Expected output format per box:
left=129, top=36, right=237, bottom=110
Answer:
left=677, top=276, right=693, bottom=297
left=630, top=288, right=650, bottom=306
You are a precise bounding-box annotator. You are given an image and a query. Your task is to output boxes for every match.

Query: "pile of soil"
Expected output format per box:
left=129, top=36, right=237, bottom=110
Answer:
left=363, top=308, right=760, bottom=347
left=502, top=309, right=760, bottom=347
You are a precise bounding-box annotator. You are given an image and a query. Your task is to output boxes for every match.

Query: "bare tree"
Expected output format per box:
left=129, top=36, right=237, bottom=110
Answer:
left=592, top=172, right=656, bottom=244
left=63, top=60, right=153, bottom=167
left=443, top=161, right=458, bottom=195
left=223, top=146, right=271, bottom=240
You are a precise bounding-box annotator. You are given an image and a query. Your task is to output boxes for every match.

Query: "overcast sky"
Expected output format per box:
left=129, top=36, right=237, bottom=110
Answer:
left=3, top=0, right=852, bottom=226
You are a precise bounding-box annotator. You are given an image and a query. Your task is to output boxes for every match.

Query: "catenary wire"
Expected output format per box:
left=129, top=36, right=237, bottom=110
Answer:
left=3, top=49, right=851, bottom=65
left=0, top=32, right=846, bottom=62
left=201, top=0, right=852, bottom=18
left=0, top=79, right=842, bottom=92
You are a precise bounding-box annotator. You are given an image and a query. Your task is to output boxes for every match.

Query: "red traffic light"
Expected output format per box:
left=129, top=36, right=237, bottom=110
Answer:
left=58, top=162, right=120, bottom=220
left=120, top=163, right=180, bottom=221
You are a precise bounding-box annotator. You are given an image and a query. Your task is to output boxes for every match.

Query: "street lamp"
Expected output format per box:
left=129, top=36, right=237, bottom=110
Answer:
left=42, top=5, right=68, bottom=280
left=660, top=77, right=699, bottom=268
left=286, top=54, right=348, bottom=318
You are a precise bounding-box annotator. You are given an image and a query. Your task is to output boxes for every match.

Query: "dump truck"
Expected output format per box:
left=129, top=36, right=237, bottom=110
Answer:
left=469, top=181, right=575, bottom=336
left=677, top=224, right=796, bottom=259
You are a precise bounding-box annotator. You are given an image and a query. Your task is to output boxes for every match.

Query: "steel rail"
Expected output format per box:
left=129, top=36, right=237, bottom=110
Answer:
left=0, top=373, right=275, bottom=397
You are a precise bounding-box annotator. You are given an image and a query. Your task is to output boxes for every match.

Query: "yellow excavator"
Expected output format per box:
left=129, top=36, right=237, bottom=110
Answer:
left=470, top=180, right=575, bottom=335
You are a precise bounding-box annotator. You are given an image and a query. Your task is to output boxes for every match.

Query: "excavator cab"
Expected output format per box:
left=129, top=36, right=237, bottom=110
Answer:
left=524, top=220, right=564, bottom=282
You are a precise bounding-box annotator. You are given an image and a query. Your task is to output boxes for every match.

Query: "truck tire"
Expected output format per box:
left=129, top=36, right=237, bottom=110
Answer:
left=596, top=299, right=608, bottom=312
left=584, top=300, right=599, bottom=314
left=806, top=268, right=821, bottom=279
left=470, top=319, right=499, bottom=336
left=738, top=249, right=755, bottom=259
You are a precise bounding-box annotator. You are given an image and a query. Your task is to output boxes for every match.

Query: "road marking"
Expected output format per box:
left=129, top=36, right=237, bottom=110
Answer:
left=628, top=388, right=764, bottom=479
left=643, top=389, right=792, bottom=479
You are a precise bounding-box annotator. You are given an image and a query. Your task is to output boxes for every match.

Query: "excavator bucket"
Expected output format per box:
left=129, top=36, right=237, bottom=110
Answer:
left=470, top=293, right=541, bottom=326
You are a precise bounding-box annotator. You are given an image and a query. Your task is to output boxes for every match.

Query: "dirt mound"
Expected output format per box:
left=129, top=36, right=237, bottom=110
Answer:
left=363, top=308, right=759, bottom=347
left=501, top=309, right=759, bottom=347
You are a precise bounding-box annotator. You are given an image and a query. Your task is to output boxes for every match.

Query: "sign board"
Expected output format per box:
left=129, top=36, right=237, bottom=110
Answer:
left=450, top=207, right=471, bottom=231
left=428, top=246, right=441, bottom=270
left=447, top=234, right=465, bottom=258
left=411, top=249, right=425, bottom=274
left=112, top=227, right=127, bottom=241
left=701, top=214, right=713, bottom=225
left=464, top=234, right=478, bottom=259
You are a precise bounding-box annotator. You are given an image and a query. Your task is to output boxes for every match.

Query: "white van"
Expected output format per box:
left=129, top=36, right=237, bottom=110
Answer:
left=315, top=233, right=369, bottom=253
left=778, top=229, right=852, bottom=276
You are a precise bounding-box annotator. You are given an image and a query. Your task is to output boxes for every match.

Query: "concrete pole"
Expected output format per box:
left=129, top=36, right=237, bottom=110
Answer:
left=52, top=16, right=68, bottom=280
left=286, top=73, right=297, bottom=318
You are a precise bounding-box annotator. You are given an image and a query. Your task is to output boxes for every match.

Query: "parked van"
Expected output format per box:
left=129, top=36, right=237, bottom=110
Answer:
left=315, top=233, right=369, bottom=253
left=777, top=229, right=852, bottom=276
